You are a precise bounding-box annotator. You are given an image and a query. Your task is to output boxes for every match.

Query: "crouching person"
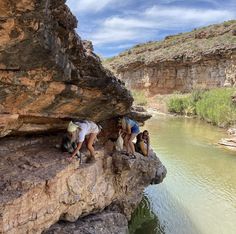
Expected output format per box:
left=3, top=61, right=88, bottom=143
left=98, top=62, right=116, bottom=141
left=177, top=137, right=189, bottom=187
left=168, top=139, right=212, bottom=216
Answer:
left=65, top=120, right=100, bottom=162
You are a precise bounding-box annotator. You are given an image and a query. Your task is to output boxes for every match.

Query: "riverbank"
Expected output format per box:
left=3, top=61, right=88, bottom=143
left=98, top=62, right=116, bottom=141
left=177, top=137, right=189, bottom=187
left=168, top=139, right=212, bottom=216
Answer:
left=133, top=88, right=236, bottom=151
left=133, top=88, right=236, bottom=127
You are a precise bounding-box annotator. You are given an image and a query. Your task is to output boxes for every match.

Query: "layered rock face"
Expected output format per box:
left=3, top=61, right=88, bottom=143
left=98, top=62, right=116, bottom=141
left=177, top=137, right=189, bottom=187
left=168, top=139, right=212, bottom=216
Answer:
left=45, top=211, right=129, bottom=234
left=225, top=54, right=236, bottom=87
left=0, top=0, right=132, bottom=137
left=104, top=21, right=236, bottom=94
left=116, top=58, right=234, bottom=94
left=0, top=136, right=166, bottom=233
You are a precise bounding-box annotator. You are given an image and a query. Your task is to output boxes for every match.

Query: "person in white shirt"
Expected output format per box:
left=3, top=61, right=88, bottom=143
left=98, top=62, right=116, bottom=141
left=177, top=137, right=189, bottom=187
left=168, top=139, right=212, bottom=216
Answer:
left=67, top=120, right=100, bottom=161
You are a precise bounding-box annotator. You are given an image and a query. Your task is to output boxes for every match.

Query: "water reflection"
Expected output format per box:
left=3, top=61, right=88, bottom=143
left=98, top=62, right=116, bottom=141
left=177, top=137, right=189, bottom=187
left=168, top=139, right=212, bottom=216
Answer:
left=130, top=115, right=236, bottom=234
left=129, top=196, right=165, bottom=234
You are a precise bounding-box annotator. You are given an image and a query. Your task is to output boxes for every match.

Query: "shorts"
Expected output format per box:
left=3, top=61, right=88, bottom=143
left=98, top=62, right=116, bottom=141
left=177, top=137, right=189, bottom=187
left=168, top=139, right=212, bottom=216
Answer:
left=89, top=122, right=100, bottom=134
left=131, top=124, right=140, bottom=134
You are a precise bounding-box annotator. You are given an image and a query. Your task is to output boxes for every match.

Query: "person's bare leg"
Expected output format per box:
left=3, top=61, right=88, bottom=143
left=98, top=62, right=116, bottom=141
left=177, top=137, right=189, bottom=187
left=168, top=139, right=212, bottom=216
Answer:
left=124, top=134, right=131, bottom=153
left=128, top=133, right=137, bottom=155
left=87, top=133, right=98, bottom=160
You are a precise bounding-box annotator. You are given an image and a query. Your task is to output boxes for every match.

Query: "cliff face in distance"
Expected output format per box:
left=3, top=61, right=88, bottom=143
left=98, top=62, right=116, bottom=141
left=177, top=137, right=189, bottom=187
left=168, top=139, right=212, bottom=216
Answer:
left=0, top=0, right=133, bottom=137
left=104, top=20, right=236, bottom=94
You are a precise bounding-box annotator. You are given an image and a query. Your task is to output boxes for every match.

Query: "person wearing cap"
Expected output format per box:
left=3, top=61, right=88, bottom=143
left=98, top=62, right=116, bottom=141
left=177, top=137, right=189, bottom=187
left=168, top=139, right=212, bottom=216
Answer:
left=67, top=120, right=100, bottom=162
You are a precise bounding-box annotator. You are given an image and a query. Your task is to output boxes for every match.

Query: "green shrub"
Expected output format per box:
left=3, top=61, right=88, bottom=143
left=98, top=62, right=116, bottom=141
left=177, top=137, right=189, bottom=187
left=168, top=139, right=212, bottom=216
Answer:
left=182, top=98, right=196, bottom=116
left=196, top=88, right=236, bottom=127
left=167, top=95, right=192, bottom=114
left=132, top=90, right=148, bottom=106
left=167, top=96, right=184, bottom=113
left=190, top=89, right=205, bottom=103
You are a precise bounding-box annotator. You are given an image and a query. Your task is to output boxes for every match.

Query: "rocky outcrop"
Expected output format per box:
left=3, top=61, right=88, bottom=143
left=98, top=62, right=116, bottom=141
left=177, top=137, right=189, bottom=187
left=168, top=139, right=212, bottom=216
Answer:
left=224, top=54, right=236, bottom=87
left=219, top=126, right=236, bottom=151
left=0, top=0, right=132, bottom=137
left=0, top=136, right=166, bottom=233
left=0, top=1, right=166, bottom=233
left=104, top=20, right=236, bottom=94
left=219, top=137, right=236, bottom=151
left=45, top=212, right=129, bottom=234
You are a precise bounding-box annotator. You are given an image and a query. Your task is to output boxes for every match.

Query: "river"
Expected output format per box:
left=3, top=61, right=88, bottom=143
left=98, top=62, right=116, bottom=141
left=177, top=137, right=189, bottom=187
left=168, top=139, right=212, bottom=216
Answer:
left=129, top=115, right=236, bottom=234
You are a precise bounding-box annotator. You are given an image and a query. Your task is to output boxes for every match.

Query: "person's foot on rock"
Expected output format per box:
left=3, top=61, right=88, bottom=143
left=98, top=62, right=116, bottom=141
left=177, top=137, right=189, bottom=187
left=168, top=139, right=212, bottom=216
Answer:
left=86, top=155, right=95, bottom=163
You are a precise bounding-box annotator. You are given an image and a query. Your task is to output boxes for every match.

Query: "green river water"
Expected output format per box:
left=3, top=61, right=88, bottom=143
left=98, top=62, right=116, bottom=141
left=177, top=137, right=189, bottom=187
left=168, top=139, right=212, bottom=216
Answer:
left=129, top=115, right=236, bottom=234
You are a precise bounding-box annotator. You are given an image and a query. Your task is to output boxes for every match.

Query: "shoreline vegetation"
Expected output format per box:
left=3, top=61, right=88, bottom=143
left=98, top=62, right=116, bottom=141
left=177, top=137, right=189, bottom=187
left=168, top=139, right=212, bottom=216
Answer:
left=132, top=88, right=236, bottom=128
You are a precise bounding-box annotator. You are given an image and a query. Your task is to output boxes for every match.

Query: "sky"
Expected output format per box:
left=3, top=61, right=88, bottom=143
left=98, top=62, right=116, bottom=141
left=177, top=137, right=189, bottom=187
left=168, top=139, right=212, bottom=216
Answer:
left=66, top=0, right=236, bottom=58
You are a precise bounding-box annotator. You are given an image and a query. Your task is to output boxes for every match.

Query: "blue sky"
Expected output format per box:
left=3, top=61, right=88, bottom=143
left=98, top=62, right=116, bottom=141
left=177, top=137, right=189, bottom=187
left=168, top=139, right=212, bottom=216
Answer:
left=66, top=0, right=236, bottom=58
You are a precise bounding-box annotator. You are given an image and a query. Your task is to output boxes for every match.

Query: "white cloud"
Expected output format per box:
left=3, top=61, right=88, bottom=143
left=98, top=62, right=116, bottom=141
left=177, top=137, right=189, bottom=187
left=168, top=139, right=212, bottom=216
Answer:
left=89, top=5, right=235, bottom=45
left=90, top=28, right=142, bottom=45
left=103, top=17, right=156, bottom=29
left=106, top=43, right=135, bottom=49
left=66, top=0, right=111, bottom=12
left=66, top=0, right=122, bottom=13
left=145, top=6, right=235, bottom=25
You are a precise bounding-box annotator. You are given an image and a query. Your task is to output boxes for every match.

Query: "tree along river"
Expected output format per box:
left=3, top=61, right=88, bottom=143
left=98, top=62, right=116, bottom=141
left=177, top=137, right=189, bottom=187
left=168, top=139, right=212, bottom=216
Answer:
left=129, top=115, right=236, bottom=234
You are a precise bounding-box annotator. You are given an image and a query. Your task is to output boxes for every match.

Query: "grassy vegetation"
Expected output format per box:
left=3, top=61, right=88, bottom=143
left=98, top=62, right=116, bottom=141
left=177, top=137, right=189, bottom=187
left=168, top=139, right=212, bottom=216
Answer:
left=196, top=88, right=236, bottom=127
left=132, top=90, right=148, bottom=106
left=167, top=88, right=236, bottom=127
left=167, top=94, right=196, bottom=116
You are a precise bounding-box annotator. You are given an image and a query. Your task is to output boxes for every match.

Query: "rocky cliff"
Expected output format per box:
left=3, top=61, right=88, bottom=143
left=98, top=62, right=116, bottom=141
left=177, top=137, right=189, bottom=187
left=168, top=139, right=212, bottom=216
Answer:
left=0, top=0, right=132, bottom=137
left=0, top=136, right=166, bottom=233
left=104, top=20, right=236, bottom=94
left=0, top=0, right=166, bottom=233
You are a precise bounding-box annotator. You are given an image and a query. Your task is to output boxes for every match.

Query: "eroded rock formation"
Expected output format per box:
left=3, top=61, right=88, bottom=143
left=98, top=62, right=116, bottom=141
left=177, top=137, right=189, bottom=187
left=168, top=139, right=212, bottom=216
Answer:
left=0, top=1, right=166, bottom=233
left=219, top=126, right=236, bottom=151
left=104, top=21, right=236, bottom=94
left=224, top=54, right=236, bottom=87
left=0, top=0, right=132, bottom=137
left=45, top=211, right=129, bottom=234
left=0, top=136, right=166, bottom=233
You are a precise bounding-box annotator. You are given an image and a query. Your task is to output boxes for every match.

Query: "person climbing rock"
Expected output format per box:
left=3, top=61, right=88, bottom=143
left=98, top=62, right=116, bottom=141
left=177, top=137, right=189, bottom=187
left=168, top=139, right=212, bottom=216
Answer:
left=66, top=120, right=100, bottom=162
left=135, top=132, right=148, bottom=156
left=119, top=116, right=140, bottom=159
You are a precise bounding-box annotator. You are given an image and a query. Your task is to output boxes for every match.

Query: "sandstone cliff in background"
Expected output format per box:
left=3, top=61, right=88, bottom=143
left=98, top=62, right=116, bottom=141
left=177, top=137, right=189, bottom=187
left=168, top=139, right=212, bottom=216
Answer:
left=104, top=20, right=236, bottom=94
left=0, top=0, right=132, bottom=137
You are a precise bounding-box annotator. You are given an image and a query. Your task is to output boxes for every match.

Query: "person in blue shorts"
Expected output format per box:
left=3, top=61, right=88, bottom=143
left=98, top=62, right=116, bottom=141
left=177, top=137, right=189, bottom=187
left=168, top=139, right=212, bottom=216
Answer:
left=120, top=117, right=140, bottom=159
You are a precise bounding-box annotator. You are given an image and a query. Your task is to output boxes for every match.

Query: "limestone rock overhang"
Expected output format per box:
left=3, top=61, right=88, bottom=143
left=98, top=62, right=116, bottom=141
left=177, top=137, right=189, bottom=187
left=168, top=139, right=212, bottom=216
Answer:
left=0, top=0, right=133, bottom=137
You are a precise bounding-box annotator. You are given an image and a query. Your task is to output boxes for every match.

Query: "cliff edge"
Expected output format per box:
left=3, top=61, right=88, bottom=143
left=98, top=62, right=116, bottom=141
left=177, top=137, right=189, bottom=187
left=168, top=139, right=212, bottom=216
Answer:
left=0, top=136, right=166, bottom=233
left=104, top=20, right=236, bottom=93
left=0, top=0, right=166, bottom=233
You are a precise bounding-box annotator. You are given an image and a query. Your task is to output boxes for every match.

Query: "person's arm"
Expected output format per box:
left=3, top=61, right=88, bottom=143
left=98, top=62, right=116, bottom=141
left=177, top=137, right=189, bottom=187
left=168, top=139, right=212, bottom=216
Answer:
left=70, top=142, right=83, bottom=158
left=69, top=129, right=85, bottom=159
left=146, top=136, right=150, bottom=156
left=126, top=124, right=131, bottom=134
left=140, top=141, right=148, bottom=156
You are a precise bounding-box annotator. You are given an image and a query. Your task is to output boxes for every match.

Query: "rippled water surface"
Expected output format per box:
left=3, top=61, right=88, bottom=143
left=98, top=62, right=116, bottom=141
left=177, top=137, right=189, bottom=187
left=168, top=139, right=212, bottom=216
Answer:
left=129, top=115, right=236, bottom=234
